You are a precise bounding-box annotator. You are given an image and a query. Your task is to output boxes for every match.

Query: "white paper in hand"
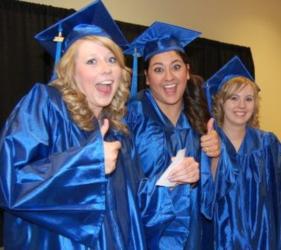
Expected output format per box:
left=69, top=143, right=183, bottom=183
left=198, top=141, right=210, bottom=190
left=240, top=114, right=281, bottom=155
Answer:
left=156, top=149, right=185, bottom=187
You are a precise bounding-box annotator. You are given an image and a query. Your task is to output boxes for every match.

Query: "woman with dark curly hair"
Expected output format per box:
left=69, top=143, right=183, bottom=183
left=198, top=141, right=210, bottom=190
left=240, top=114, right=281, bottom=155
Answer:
left=125, top=21, right=221, bottom=250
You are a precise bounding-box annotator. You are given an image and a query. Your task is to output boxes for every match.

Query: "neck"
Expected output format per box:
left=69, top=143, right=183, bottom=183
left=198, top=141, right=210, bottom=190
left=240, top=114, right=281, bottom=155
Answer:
left=222, top=124, right=246, bottom=151
left=156, top=101, right=182, bottom=126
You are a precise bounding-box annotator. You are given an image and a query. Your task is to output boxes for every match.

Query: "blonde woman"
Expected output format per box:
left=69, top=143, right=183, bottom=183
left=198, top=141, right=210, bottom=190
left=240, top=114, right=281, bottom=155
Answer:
left=205, top=56, right=281, bottom=250
left=0, top=2, right=174, bottom=249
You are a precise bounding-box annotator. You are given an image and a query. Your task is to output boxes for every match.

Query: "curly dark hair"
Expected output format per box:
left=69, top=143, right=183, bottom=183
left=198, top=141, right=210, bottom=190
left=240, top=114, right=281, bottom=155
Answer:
left=183, top=74, right=210, bottom=135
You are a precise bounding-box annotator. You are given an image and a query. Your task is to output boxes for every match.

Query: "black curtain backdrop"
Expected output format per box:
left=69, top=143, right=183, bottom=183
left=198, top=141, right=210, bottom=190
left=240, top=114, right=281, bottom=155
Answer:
left=0, top=0, right=255, bottom=246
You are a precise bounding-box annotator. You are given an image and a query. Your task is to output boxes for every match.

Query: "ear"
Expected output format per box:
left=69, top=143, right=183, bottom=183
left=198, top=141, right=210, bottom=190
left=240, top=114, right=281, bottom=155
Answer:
left=144, top=70, right=150, bottom=86
left=186, top=64, right=190, bottom=80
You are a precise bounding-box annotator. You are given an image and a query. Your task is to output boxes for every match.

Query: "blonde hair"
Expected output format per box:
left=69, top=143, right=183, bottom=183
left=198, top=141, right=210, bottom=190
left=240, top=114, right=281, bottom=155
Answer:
left=212, top=76, right=260, bottom=128
left=50, top=36, right=131, bottom=133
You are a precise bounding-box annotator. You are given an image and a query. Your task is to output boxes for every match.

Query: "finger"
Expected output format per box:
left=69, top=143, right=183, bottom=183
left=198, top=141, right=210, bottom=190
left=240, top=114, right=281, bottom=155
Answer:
left=207, top=117, right=215, bottom=133
left=169, top=168, right=198, bottom=180
left=169, top=158, right=198, bottom=176
left=169, top=175, right=199, bottom=184
left=206, top=147, right=220, bottom=158
left=168, top=169, right=199, bottom=183
left=100, top=118, right=110, bottom=138
left=112, top=141, right=122, bottom=150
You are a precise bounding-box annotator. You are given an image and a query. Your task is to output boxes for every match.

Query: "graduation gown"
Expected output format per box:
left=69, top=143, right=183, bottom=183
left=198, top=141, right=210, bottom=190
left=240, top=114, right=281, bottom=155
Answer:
left=126, top=89, right=214, bottom=250
left=0, top=83, right=175, bottom=250
left=213, top=126, right=281, bottom=250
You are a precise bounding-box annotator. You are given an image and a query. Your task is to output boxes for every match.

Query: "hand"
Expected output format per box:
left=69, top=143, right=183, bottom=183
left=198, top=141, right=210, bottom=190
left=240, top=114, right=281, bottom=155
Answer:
left=200, top=118, right=220, bottom=158
left=100, top=119, right=121, bottom=175
left=168, top=157, right=199, bottom=185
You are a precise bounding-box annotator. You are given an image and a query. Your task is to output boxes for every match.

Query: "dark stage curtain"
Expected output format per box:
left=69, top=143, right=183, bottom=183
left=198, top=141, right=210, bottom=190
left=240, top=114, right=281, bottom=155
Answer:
left=0, top=0, right=254, bottom=246
left=117, top=21, right=255, bottom=91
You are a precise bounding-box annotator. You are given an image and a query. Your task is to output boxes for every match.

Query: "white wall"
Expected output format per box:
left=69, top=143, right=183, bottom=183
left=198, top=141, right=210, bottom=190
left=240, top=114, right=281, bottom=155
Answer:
left=21, top=0, right=281, bottom=138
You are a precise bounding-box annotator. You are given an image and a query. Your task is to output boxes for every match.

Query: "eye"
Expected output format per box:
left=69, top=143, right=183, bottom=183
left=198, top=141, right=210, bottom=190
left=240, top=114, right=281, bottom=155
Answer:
left=246, top=96, right=254, bottom=102
left=86, top=58, right=97, bottom=65
left=172, top=63, right=182, bottom=71
left=108, top=56, right=117, bottom=64
left=229, top=95, right=239, bottom=101
left=153, top=66, right=164, bottom=73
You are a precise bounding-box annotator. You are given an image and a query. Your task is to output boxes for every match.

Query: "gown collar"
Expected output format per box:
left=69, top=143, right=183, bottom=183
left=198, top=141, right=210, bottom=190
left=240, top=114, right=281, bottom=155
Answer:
left=144, top=89, right=191, bottom=130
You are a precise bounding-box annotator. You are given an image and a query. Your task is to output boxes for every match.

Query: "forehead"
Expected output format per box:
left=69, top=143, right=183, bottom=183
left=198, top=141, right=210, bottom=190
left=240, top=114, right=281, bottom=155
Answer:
left=149, top=50, right=183, bottom=65
left=75, top=39, right=111, bottom=56
left=229, top=83, right=255, bottom=96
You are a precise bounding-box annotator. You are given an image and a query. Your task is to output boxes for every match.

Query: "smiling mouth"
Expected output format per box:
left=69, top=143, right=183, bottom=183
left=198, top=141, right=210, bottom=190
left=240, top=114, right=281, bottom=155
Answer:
left=96, top=80, right=113, bottom=94
left=234, top=111, right=248, bottom=117
left=163, top=83, right=176, bottom=89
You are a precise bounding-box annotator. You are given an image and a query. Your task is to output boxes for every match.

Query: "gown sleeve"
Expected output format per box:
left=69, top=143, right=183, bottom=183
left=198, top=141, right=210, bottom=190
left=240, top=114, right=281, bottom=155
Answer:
left=0, top=84, right=107, bottom=247
left=268, top=133, right=281, bottom=249
left=137, top=175, right=176, bottom=248
left=200, top=151, right=215, bottom=219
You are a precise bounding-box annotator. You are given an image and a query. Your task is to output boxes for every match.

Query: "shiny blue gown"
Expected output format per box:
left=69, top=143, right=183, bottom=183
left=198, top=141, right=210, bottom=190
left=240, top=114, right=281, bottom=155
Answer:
left=213, top=126, right=281, bottom=250
left=0, top=83, right=175, bottom=250
left=126, top=89, right=214, bottom=250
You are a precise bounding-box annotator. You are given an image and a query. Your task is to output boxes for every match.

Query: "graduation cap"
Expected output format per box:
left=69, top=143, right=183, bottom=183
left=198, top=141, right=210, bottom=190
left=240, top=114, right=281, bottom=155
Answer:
left=124, top=21, right=201, bottom=97
left=204, top=56, right=257, bottom=113
left=35, top=0, right=128, bottom=64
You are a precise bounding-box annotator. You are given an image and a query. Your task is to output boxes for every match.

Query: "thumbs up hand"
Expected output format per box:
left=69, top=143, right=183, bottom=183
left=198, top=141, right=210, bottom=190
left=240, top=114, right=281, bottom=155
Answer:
left=100, top=119, right=121, bottom=175
left=200, top=118, right=220, bottom=157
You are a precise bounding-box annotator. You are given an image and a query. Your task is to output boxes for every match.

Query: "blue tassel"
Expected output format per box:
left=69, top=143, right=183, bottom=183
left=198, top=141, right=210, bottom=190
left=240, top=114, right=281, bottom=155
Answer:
left=130, top=48, right=138, bottom=97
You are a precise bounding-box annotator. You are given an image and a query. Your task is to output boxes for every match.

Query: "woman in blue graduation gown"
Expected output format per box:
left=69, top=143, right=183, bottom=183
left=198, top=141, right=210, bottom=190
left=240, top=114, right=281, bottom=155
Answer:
left=125, top=22, right=220, bottom=250
left=205, top=56, right=281, bottom=250
left=0, top=2, right=175, bottom=249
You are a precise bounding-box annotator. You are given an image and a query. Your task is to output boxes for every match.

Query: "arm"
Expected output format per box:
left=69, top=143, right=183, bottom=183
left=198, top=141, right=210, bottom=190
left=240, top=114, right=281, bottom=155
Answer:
left=200, top=118, right=221, bottom=178
left=0, top=85, right=107, bottom=247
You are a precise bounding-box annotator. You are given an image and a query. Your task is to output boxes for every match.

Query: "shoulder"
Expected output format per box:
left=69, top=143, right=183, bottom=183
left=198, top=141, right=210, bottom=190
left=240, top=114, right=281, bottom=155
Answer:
left=6, top=83, right=68, bottom=126
left=126, top=90, right=148, bottom=125
left=20, top=83, right=62, bottom=105
left=127, top=90, right=147, bottom=112
left=249, top=127, right=279, bottom=144
left=247, top=128, right=280, bottom=154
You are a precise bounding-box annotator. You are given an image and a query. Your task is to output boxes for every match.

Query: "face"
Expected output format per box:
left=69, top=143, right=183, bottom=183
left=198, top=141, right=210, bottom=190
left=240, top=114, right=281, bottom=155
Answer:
left=74, top=39, right=122, bottom=117
left=146, top=50, right=190, bottom=113
left=222, top=84, right=255, bottom=129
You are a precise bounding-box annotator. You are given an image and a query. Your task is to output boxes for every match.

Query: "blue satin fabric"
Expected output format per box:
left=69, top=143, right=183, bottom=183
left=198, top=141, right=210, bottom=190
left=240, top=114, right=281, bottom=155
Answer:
left=126, top=89, right=214, bottom=250
left=213, top=127, right=281, bottom=250
left=0, top=83, right=175, bottom=250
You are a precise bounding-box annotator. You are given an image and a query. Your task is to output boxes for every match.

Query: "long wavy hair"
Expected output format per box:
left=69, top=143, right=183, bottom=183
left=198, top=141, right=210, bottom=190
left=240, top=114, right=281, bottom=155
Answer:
left=212, top=76, right=260, bottom=128
left=145, top=51, right=210, bottom=135
left=50, top=36, right=131, bottom=133
left=183, top=73, right=210, bottom=135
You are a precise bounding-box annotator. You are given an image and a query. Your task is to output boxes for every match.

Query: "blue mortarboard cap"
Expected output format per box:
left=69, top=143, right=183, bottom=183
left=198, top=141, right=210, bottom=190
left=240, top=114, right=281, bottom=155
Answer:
left=35, top=0, right=128, bottom=64
left=204, top=56, right=256, bottom=113
left=125, top=21, right=201, bottom=61
left=125, top=21, right=201, bottom=97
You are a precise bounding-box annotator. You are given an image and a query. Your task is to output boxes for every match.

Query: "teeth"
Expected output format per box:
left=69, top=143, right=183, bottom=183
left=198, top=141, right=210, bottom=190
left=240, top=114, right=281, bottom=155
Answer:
left=99, top=80, right=113, bottom=85
left=164, top=83, right=176, bottom=89
left=235, top=112, right=246, bottom=116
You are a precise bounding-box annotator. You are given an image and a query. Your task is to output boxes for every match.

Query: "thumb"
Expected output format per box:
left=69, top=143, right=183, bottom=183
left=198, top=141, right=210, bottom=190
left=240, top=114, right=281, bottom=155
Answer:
left=207, top=118, right=215, bottom=133
left=100, top=118, right=110, bottom=138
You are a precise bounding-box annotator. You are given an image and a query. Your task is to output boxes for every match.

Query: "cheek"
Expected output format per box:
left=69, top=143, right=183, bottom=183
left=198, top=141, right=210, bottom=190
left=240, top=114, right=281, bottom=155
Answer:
left=75, top=67, right=87, bottom=84
left=146, top=73, right=158, bottom=87
left=249, top=103, right=255, bottom=114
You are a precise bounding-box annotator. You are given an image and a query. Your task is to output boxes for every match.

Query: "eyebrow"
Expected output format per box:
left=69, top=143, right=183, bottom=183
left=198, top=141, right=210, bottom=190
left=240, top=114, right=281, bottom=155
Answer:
left=150, top=58, right=183, bottom=67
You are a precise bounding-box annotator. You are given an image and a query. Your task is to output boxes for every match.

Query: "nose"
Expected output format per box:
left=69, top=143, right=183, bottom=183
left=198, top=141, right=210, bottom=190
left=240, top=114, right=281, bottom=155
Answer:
left=100, top=60, right=112, bottom=74
left=164, top=68, right=174, bottom=81
left=238, top=99, right=246, bottom=108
